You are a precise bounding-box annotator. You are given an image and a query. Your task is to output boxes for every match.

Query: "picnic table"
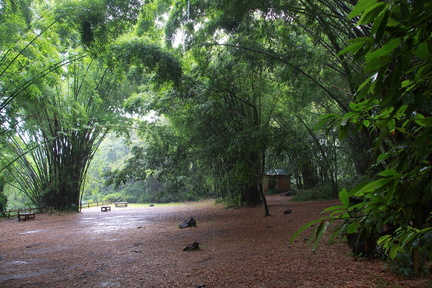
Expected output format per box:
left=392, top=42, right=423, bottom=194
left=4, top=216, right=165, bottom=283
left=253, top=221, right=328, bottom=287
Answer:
left=18, top=212, right=36, bottom=221
left=114, top=202, right=128, bottom=207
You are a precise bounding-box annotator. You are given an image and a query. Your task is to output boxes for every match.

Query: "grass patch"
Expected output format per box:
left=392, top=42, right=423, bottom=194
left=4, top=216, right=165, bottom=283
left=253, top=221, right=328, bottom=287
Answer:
left=291, top=183, right=337, bottom=201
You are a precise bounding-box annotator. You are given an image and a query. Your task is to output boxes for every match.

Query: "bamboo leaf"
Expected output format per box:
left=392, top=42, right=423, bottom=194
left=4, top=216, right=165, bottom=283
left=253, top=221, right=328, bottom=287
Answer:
left=346, top=222, right=359, bottom=234
left=365, top=38, right=401, bottom=70
left=348, top=0, right=379, bottom=19
left=290, top=218, right=326, bottom=243
left=312, top=221, right=330, bottom=252
left=339, top=188, right=350, bottom=208
left=378, top=169, right=401, bottom=177
left=358, top=2, right=387, bottom=25
left=414, top=42, right=430, bottom=61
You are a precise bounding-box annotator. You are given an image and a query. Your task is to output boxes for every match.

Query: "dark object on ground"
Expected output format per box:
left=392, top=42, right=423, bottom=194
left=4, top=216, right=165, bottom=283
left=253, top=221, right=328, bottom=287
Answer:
left=149, top=204, right=154, bottom=207
left=179, top=217, right=197, bottom=228
left=196, top=285, right=206, bottom=288
left=183, top=242, right=199, bottom=251
left=101, top=206, right=111, bottom=212
left=281, top=191, right=293, bottom=196
left=283, top=209, right=292, bottom=214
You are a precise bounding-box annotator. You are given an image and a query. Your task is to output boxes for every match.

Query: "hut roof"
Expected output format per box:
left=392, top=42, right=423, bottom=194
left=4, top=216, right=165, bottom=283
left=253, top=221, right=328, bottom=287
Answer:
left=266, top=169, right=289, bottom=176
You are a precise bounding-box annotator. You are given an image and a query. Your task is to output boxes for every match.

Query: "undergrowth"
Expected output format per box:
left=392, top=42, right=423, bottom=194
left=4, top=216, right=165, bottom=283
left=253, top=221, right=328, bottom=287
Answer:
left=291, top=183, right=336, bottom=201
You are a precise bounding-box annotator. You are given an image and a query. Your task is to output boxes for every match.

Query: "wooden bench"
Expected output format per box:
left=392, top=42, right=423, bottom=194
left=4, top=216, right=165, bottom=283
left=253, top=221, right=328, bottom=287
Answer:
left=18, top=212, right=36, bottom=221
left=101, top=205, right=111, bottom=212
left=114, top=202, right=128, bottom=207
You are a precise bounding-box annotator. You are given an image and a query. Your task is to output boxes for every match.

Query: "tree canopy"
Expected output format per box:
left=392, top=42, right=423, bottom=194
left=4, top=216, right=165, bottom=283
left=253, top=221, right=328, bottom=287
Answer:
left=1, top=0, right=431, bottom=274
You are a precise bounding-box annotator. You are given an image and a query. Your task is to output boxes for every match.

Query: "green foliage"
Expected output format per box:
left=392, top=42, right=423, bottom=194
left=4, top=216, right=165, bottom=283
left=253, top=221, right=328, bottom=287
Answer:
left=103, top=192, right=124, bottom=203
left=101, top=121, right=212, bottom=204
left=163, top=0, right=375, bottom=207
left=386, top=252, right=415, bottom=277
left=299, top=0, right=432, bottom=274
left=266, top=189, right=279, bottom=196
left=54, top=0, right=142, bottom=51
left=0, top=0, right=186, bottom=211
left=291, top=183, right=336, bottom=202
left=107, top=38, right=182, bottom=86
left=0, top=182, right=7, bottom=216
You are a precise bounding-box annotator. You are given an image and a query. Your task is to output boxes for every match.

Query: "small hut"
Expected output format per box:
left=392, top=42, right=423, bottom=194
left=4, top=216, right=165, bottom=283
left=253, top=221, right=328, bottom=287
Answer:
left=263, top=169, right=291, bottom=195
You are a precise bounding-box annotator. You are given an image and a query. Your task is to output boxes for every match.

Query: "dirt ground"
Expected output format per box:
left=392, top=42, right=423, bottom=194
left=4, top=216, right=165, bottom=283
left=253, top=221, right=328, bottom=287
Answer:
left=0, top=195, right=430, bottom=288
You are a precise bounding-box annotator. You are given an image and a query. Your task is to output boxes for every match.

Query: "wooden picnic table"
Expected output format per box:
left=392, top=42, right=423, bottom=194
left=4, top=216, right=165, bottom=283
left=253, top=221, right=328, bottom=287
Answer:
left=114, top=202, right=128, bottom=207
left=18, top=212, right=36, bottom=221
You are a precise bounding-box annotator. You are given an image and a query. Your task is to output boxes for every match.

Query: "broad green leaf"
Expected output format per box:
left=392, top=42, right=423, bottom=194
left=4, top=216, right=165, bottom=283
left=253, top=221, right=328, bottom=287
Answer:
left=371, top=8, right=389, bottom=42
left=376, top=152, right=389, bottom=164
left=414, top=42, right=430, bottom=61
left=396, top=105, right=408, bottom=117
left=384, top=185, right=395, bottom=204
left=342, top=111, right=358, bottom=119
left=346, top=222, right=360, bottom=234
left=290, top=218, right=325, bottom=243
left=338, top=41, right=366, bottom=56
left=339, top=188, right=349, bottom=208
left=358, top=177, right=393, bottom=194
left=315, top=113, right=338, bottom=129
left=389, top=243, right=404, bottom=259
left=348, top=0, right=379, bottom=19
left=396, top=127, right=406, bottom=133
left=358, top=2, right=387, bottom=25
left=415, top=116, right=432, bottom=127
left=365, top=38, right=401, bottom=70
left=347, top=201, right=367, bottom=215
left=387, top=118, right=396, bottom=131
left=323, top=205, right=346, bottom=213
left=356, top=76, right=372, bottom=94
left=401, top=80, right=412, bottom=88
left=401, top=231, right=417, bottom=247
left=378, top=169, right=401, bottom=177
left=377, top=234, right=392, bottom=246
left=312, top=221, right=330, bottom=252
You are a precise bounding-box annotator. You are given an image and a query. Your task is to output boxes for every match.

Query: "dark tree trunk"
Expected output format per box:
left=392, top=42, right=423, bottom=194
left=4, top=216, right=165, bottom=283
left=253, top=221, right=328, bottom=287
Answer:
left=301, top=160, right=319, bottom=188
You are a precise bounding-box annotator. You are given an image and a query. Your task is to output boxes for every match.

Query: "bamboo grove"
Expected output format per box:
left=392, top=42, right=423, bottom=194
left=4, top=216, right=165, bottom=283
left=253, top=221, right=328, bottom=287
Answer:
left=0, top=0, right=431, bottom=273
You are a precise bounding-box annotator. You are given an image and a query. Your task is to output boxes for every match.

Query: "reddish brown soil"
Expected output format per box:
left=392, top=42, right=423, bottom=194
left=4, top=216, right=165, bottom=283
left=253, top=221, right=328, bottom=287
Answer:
left=0, top=195, right=430, bottom=288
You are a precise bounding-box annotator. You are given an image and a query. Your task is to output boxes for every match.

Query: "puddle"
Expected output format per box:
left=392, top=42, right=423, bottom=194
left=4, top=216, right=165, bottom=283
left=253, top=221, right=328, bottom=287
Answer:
left=0, top=268, right=58, bottom=283
left=10, top=260, right=28, bottom=265
left=78, top=214, right=150, bottom=233
left=100, top=280, right=122, bottom=287
left=18, top=229, right=45, bottom=235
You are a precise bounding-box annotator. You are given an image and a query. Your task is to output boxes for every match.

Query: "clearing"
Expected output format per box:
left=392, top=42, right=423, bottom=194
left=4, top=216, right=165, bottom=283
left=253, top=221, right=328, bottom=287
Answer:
left=0, top=195, right=430, bottom=287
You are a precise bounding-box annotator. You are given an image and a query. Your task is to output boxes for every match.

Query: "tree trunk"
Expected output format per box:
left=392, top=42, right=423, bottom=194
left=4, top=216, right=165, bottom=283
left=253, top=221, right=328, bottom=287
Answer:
left=258, top=149, right=269, bottom=216
left=412, top=247, right=419, bottom=275
left=301, top=159, right=319, bottom=188
left=257, top=175, right=270, bottom=216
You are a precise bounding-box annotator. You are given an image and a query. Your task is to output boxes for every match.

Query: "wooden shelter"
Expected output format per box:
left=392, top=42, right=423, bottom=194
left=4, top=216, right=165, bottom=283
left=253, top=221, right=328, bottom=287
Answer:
left=263, top=169, right=291, bottom=194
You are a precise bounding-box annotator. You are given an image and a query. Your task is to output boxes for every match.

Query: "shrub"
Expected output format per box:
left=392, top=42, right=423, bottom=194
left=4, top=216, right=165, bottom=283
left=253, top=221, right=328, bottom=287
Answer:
left=292, top=183, right=336, bottom=201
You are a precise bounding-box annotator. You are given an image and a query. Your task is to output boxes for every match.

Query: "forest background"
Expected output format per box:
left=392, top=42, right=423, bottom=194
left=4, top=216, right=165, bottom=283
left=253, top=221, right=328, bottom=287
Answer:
left=0, top=0, right=431, bottom=277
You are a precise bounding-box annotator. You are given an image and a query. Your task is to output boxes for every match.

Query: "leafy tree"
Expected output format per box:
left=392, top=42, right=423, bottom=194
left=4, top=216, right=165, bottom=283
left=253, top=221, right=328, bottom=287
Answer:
left=1, top=56, right=129, bottom=210
left=301, top=0, right=432, bottom=274
left=165, top=0, right=375, bottom=178
left=0, top=181, right=7, bottom=216
left=0, top=0, right=182, bottom=211
left=105, top=120, right=211, bottom=203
